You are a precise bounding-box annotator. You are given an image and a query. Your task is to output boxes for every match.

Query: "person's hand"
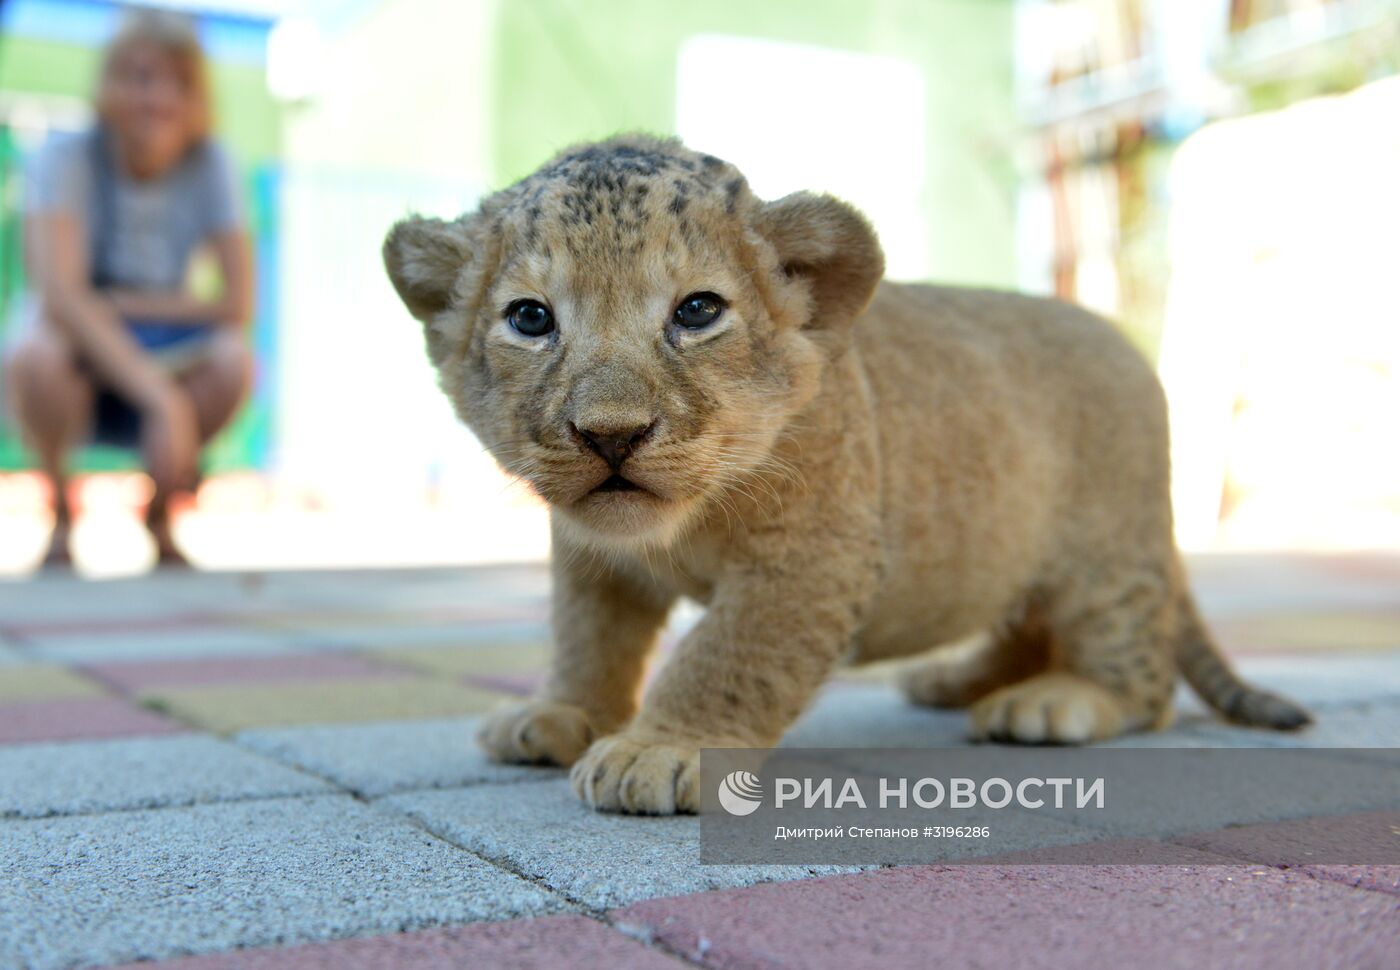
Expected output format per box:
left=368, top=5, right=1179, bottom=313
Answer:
left=140, top=385, right=200, bottom=494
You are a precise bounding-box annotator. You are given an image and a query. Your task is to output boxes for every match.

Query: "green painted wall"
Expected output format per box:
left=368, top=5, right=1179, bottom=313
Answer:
left=489, top=0, right=1016, bottom=287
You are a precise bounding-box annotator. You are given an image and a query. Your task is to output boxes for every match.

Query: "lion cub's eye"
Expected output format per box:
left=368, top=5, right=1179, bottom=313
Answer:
left=674, top=292, right=726, bottom=329
left=506, top=300, right=555, bottom=338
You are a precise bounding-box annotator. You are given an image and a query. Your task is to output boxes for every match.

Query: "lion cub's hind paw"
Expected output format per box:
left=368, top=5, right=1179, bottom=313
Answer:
left=898, top=651, right=991, bottom=709
left=969, top=673, right=1127, bottom=745
left=477, top=700, right=595, bottom=767
left=570, top=733, right=699, bottom=815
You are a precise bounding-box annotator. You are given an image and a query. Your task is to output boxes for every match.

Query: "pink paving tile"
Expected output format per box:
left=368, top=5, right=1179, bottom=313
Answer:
left=1174, top=811, right=1400, bottom=896
left=83, top=654, right=395, bottom=692
left=965, top=837, right=1245, bottom=865
left=110, top=915, right=686, bottom=969
left=1302, top=865, right=1400, bottom=896
left=0, top=696, right=187, bottom=744
left=613, top=862, right=1400, bottom=970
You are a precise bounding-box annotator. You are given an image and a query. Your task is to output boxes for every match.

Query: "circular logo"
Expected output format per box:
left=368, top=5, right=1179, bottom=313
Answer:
left=717, top=770, right=764, bottom=816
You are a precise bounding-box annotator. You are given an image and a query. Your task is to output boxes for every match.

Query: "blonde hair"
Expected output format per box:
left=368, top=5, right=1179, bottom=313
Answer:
left=95, top=7, right=212, bottom=147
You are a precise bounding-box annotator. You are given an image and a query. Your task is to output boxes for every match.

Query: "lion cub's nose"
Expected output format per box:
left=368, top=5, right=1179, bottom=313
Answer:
left=571, top=420, right=655, bottom=470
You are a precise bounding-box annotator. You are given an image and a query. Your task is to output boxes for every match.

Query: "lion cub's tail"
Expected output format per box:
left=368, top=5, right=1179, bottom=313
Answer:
left=1175, top=591, right=1312, bottom=730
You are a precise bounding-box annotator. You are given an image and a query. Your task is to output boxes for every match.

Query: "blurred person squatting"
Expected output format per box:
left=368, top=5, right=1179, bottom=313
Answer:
left=3, top=8, right=253, bottom=568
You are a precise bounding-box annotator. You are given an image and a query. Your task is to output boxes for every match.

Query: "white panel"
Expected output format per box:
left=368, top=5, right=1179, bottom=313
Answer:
left=676, top=35, right=929, bottom=281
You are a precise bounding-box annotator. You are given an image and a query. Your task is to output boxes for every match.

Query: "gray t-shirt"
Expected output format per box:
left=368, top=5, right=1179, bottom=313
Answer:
left=25, top=128, right=243, bottom=290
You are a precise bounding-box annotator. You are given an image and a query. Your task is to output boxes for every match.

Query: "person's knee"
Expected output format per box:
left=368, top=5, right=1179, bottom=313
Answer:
left=205, top=332, right=253, bottom=399
left=5, top=332, right=79, bottom=403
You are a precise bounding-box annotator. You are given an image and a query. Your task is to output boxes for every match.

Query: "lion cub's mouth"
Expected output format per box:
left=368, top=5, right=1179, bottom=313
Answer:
left=592, top=474, right=646, bottom=495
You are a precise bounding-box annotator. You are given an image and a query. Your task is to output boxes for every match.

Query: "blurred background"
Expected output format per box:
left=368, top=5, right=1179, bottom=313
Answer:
left=0, top=0, right=1397, bottom=577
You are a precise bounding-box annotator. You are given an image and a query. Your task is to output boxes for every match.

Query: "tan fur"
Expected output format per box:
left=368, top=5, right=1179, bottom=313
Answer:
left=383, top=135, right=1310, bottom=815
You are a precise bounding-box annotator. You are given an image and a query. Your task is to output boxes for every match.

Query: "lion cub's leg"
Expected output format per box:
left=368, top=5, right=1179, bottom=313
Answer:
left=477, top=557, right=674, bottom=768
left=570, top=617, right=852, bottom=815
left=570, top=543, right=878, bottom=815
left=899, top=613, right=1051, bottom=710
left=969, top=566, right=1175, bottom=744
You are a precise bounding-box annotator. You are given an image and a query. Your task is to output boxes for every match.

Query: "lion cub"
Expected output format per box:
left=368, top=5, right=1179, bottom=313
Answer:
left=384, top=135, right=1309, bottom=815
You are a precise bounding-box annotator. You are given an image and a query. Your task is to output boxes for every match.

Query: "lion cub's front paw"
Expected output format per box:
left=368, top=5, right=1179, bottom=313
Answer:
left=477, top=700, right=596, bottom=767
left=970, top=673, right=1127, bottom=744
left=570, top=732, right=699, bottom=815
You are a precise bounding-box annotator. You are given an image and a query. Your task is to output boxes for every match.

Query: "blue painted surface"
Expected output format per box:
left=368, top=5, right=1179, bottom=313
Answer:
left=1, top=0, right=274, bottom=64
left=251, top=163, right=280, bottom=469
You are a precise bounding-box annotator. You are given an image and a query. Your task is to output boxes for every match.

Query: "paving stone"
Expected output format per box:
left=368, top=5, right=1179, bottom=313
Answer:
left=1228, top=654, right=1400, bottom=709
left=142, top=678, right=503, bottom=733
left=0, top=586, right=220, bottom=625
left=1045, top=750, right=1399, bottom=840
left=380, top=780, right=857, bottom=910
left=0, top=735, right=334, bottom=819
left=1256, top=700, right=1400, bottom=748
left=107, top=914, right=687, bottom=969
left=612, top=861, right=1400, bottom=970
left=784, top=668, right=1400, bottom=751
left=964, top=837, right=1245, bottom=865
left=368, top=641, right=552, bottom=678
left=25, top=627, right=314, bottom=664
left=0, top=696, right=186, bottom=744
left=0, top=665, right=105, bottom=703
left=1100, top=710, right=1323, bottom=748
left=1300, top=865, right=1400, bottom=897
left=463, top=672, right=541, bottom=696
left=780, top=685, right=972, bottom=748
left=1188, top=553, right=1400, bottom=618
left=1174, top=811, right=1400, bottom=881
left=781, top=684, right=1287, bottom=749
left=238, top=718, right=545, bottom=796
left=0, top=795, right=562, bottom=970
left=251, top=605, right=544, bottom=634
left=85, top=653, right=396, bottom=691
left=313, top=622, right=549, bottom=651
left=1215, top=612, right=1400, bottom=653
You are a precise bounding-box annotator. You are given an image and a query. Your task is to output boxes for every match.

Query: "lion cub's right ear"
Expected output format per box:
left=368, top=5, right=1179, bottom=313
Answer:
left=754, top=192, right=884, bottom=331
left=382, top=216, right=474, bottom=322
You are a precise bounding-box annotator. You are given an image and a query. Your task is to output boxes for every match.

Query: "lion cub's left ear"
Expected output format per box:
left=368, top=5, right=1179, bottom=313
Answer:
left=382, top=216, right=475, bottom=323
left=754, top=192, right=885, bottom=329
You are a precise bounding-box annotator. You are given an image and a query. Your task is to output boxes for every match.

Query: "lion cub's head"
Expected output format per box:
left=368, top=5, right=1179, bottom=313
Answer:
left=384, top=135, right=883, bottom=547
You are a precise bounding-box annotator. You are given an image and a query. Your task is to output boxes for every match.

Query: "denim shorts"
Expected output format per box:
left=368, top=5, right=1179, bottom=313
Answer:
left=91, top=320, right=218, bottom=448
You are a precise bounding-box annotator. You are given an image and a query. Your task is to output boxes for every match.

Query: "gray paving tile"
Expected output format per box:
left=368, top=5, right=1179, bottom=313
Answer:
left=1259, top=700, right=1400, bottom=749
left=1186, top=553, right=1400, bottom=617
left=380, top=780, right=857, bottom=910
left=1227, top=654, right=1400, bottom=710
left=25, top=628, right=312, bottom=664
left=781, top=685, right=970, bottom=748
left=783, top=684, right=1298, bottom=749
left=1139, top=704, right=1400, bottom=752
left=1053, top=750, right=1400, bottom=840
left=789, top=655, right=1400, bottom=751
left=328, top=621, right=549, bottom=650
left=0, top=573, right=270, bottom=624
left=1102, top=711, right=1317, bottom=748
left=0, top=735, right=334, bottom=819
left=0, top=795, right=562, bottom=970
left=238, top=718, right=547, bottom=797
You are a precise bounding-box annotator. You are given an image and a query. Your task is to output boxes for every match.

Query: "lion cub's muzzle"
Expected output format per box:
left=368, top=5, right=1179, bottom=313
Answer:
left=568, top=418, right=657, bottom=494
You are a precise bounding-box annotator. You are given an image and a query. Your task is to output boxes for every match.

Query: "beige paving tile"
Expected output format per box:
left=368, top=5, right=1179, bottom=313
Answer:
left=0, top=666, right=106, bottom=704
left=368, top=642, right=551, bottom=679
left=140, top=678, right=504, bottom=733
